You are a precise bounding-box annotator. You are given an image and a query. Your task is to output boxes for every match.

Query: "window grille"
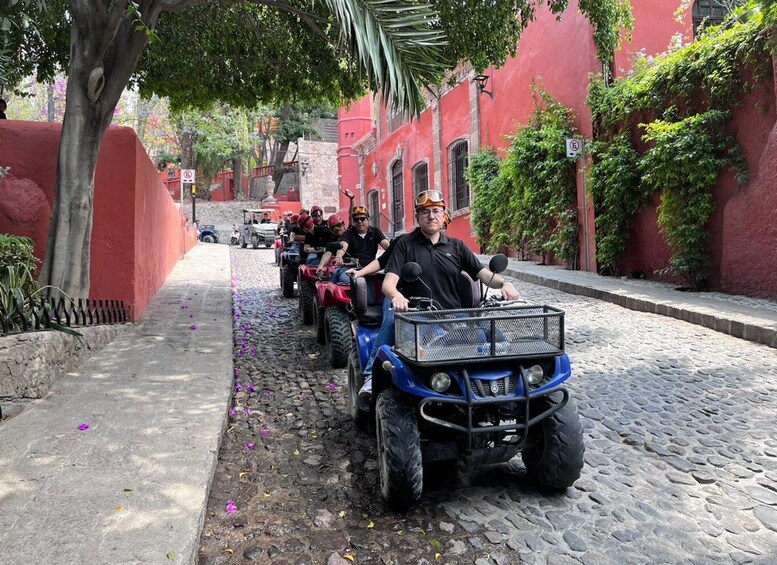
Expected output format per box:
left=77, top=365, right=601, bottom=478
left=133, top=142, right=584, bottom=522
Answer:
left=391, top=160, right=404, bottom=232
left=449, top=140, right=469, bottom=211
left=412, top=162, right=429, bottom=196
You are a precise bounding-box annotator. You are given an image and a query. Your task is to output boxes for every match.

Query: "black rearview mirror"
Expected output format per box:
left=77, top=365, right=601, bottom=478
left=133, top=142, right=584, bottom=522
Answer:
left=489, top=254, right=508, bottom=274
left=400, top=262, right=422, bottom=283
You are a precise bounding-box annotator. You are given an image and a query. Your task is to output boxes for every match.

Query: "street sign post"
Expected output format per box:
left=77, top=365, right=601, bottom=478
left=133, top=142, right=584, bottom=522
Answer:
left=565, top=138, right=590, bottom=271
left=181, top=169, right=196, bottom=184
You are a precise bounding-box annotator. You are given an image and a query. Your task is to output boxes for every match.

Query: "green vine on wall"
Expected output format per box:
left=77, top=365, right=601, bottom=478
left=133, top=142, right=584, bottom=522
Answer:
left=587, top=3, right=770, bottom=288
left=468, top=89, right=579, bottom=266
left=579, top=0, right=634, bottom=67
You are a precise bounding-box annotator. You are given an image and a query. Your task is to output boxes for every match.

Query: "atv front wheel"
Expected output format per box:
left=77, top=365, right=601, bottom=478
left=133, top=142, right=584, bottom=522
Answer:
left=300, top=280, right=315, bottom=325
left=347, top=349, right=369, bottom=431
left=282, top=266, right=296, bottom=298
left=326, top=307, right=351, bottom=368
left=376, top=390, right=423, bottom=510
left=521, top=395, right=585, bottom=489
left=202, top=235, right=215, bottom=243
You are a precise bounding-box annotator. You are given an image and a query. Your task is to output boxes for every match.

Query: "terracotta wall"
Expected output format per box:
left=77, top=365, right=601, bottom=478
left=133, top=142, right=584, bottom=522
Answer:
left=0, top=121, right=197, bottom=320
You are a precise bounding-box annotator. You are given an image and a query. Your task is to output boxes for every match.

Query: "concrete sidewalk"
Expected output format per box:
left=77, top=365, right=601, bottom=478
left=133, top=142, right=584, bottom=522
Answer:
left=0, top=244, right=233, bottom=565
left=481, top=255, right=777, bottom=349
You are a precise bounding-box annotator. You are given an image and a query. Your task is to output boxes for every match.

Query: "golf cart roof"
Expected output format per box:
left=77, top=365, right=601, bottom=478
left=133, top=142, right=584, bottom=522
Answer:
left=243, top=208, right=276, bottom=214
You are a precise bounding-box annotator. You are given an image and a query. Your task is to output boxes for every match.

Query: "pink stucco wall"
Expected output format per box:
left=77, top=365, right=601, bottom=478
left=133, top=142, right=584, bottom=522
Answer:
left=0, top=121, right=197, bottom=319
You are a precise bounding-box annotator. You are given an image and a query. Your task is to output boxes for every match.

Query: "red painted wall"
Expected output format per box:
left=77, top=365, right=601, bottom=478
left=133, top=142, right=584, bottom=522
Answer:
left=338, top=96, right=374, bottom=210
left=0, top=121, right=197, bottom=320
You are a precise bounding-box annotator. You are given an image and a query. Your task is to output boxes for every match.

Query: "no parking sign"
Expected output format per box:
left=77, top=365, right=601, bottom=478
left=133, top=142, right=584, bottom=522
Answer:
left=181, top=169, right=196, bottom=184
left=566, top=138, right=584, bottom=159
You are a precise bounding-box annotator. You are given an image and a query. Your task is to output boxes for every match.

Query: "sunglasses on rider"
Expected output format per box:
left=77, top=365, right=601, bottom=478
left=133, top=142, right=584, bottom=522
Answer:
left=311, top=211, right=323, bottom=217
left=415, top=190, right=444, bottom=208
left=353, top=216, right=368, bottom=222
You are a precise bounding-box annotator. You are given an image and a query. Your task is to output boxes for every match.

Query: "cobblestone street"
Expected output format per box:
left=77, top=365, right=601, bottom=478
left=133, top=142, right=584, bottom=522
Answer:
left=198, top=246, right=777, bottom=565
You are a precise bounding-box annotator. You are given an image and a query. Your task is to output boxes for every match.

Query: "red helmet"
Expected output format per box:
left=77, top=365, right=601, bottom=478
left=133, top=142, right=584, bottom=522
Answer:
left=310, top=205, right=323, bottom=216
left=327, top=214, right=345, bottom=230
left=291, top=214, right=299, bottom=224
left=302, top=217, right=315, bottom=230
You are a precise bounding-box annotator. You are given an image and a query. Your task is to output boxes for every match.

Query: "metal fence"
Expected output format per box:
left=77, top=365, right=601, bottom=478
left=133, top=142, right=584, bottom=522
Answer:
left=0, top=297, right=128, bottom=337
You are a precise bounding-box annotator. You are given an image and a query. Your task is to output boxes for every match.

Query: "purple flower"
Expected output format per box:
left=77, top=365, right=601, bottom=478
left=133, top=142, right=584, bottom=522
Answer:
left=225, top=500, right=238, bottom=514
left=180, top=305, right=189, bottom=310
left=189, top=325, right=198, bottom=330
left=326, top=382, right=337, bottom=391
left=234, top=369, right=241, bottom=378
left=229, top=409, right=237, bottom=416
left=242, top=407, right=251, bottom=415
left=189, top=314, right=193, bottom=318
left=78, top=423, right=90, bottom=431
left=259, top=428, right=270, bottom=437
left=247, top=385, right=255, bottom=392
left=235, top=382, right=243, bottom=391
left=245, top=442, right=255, bottom=450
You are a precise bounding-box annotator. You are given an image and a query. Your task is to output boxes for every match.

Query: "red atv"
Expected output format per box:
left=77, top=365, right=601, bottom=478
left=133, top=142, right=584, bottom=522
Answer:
left=298, top=248, right=332, bottom=324
left=314, top=259, right=358, bottom=368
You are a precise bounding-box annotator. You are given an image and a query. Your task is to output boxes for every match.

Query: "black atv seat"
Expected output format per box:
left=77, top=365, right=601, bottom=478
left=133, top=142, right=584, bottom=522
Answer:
left=351, top=274, right=386, bottom=327
left=459, top=271, right=481, bottom=308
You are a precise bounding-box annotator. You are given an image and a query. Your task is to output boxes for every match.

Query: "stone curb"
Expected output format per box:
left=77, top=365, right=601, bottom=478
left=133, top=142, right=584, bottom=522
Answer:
left=502, top=267, right=777, bottom=350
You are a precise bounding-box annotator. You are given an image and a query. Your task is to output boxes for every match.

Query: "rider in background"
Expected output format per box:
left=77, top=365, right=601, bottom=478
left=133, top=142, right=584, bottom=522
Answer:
left=318, top=205, right=389, bottom=283
left=359, top=189, right=520, bottom=398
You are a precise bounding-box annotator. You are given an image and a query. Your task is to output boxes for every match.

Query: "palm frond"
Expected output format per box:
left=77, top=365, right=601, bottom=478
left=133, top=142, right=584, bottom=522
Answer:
left=321, top=0, right=449, bottom=116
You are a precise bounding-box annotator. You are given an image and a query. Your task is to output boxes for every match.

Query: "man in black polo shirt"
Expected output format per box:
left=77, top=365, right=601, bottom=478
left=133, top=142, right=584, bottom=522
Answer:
left=318, top=205, right=389, bottom=283
left=359, top=189, right=519, bottom=397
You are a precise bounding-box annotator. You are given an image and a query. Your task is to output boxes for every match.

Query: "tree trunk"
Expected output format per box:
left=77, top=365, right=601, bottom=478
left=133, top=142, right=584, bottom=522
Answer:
left=39, top=2, right=157, bottom=298
left=232, top=155, right=243, bottom=199
left=47, top=83, right=55, bottom=122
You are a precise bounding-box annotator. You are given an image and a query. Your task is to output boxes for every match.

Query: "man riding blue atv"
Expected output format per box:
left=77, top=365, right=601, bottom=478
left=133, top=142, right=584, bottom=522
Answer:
left=346, top=190, right=585, bottom=510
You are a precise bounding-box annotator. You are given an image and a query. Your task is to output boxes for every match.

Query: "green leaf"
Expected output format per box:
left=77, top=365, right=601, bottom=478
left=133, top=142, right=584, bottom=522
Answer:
left=166, top=551, right=176, bottom=561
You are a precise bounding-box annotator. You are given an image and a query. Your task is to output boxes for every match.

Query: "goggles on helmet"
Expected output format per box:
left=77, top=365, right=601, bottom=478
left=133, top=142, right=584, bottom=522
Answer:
left=415, top=190, right=445, bottom=208
left=351, top=205, right=369, bottom=218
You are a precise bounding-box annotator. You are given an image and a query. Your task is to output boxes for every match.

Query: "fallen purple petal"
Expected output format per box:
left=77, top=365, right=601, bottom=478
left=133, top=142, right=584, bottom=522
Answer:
left=78, top=423, right=90, bottom=431
left=229, top=409, right=237, bottom=416
left=259, top=428, right=270, bottom=437
left=235, top=382, right=243, bottom=391
left=225, top=500, right=238, bottom=514
left=247, top=385, right=255, bottom=392
left=242, top=407, right=251, bottom=415
left=245, top=442, right=255, bottom=450
left=265, top=390, right=274, bottom=396
left=326, top=382, right=337, bottom=391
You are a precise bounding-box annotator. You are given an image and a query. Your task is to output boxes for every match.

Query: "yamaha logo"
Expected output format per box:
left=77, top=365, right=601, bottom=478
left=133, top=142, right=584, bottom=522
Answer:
left=490, top=383, right=499, bottom=395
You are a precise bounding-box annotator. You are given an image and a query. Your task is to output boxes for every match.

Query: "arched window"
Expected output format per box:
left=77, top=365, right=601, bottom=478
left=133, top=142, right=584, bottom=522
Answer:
left=692, top=0, right=730, bottom=37
left=448, top=139, right=469, bottom=211
left=391, top=160, right=404, bottom=232
left=412, top=162, right=429, bottom=196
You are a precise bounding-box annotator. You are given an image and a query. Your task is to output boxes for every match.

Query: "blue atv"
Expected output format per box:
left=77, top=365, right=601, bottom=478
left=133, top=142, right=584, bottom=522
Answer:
left=347, top=255, right=585, bottom=510
left=198, top=224, right=219, bottom=244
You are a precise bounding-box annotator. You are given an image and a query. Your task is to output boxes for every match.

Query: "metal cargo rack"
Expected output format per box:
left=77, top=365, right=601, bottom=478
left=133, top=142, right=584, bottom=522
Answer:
left=394, top=304, right=564, bottom=364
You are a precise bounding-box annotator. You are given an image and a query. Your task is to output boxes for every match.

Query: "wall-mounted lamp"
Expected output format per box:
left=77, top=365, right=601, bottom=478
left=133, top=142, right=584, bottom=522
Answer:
left=300, top=160, right=309, bottom=176
left=473, top=75, right=493, bottom=99
left=371, top=161, right=379, bottom=177
left=396, top=145, right=404, bottom=160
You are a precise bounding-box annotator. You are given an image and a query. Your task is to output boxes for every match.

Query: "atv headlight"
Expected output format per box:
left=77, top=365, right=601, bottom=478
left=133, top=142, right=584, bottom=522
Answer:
left=430, top=372, right=451, bottom=393
left=525, top=365, right=544, bottom=385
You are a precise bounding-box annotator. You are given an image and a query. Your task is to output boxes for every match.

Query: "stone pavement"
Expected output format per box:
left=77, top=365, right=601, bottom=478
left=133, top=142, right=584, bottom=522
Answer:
left=0, top=243, right=233, bottom=565
left=480, top=256, right=777, bottom=349
left=1, top=242, right=776, bottom=565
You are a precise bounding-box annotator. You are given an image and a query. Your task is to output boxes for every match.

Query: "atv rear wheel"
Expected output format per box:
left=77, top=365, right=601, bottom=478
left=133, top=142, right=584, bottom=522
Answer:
left=282, top=266, right=296, bottom=298
left=251, top=235, right=260, bottom=249
left=313, top=298, right=326, bottom=344
left=326, top=307, right=351, bottom=368
left=521, top=395, right=585, bottom=489
left=348, top=349, right=369, bottom=431
left=376, top=390, right=423, bottom=510
left=202, top=235, right=215, bottom=243
left=300, top=280, right=315, bottom=325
